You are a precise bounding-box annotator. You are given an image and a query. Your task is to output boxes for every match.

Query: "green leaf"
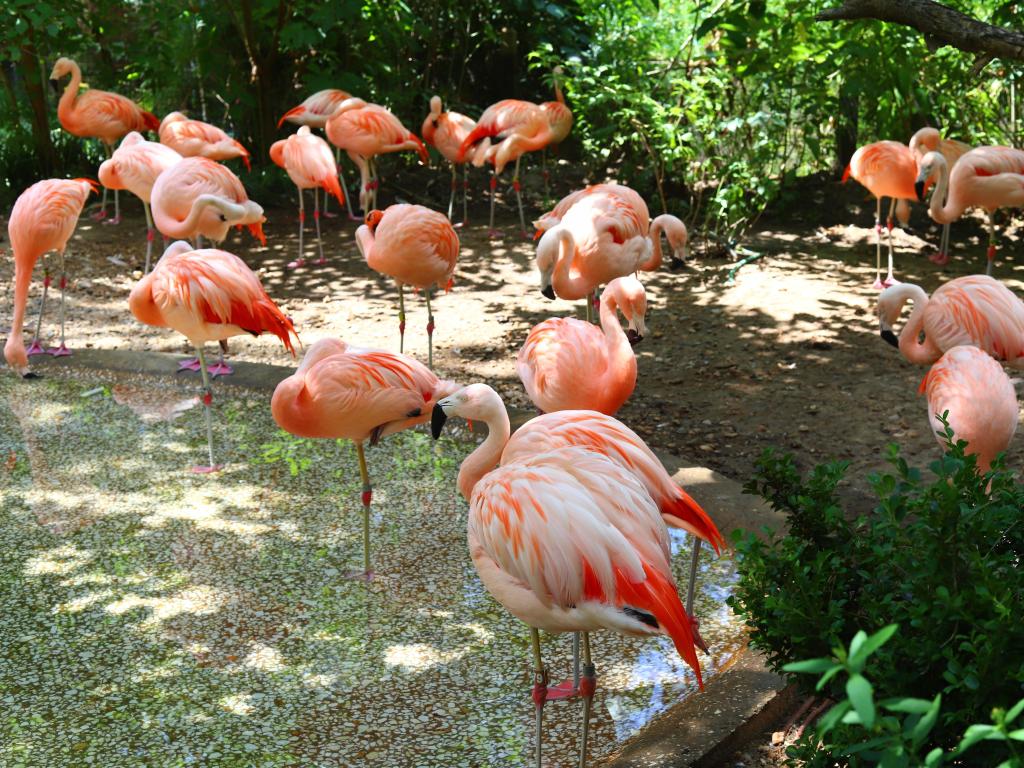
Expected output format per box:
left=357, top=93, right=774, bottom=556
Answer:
left=924, top=747, right=945, bottom=767
left=1005, top=699, right=1024, bottom=724
left=846, top=674, right=875, bottom=729
left=881, top=697, right=934, bottom=715
left=783, top=658, right=835, bottom=674
left=849, top=624, right=898, bottom=669
left=910, top=694, right=941, bottom=746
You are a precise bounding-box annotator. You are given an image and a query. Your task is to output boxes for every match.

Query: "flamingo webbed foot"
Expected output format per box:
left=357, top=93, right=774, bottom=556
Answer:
left=929, top=251, right=950, bottom=265
left=206, top=361, right=234, bottom=378
left=487, top=228, right=503, bottom=239
left=287, top=258, right=306, bottom=270
left=190, top=464, right=224, bottom=474
left=177, top=357, right=202, bottom=372
left=344, top=569, right=375, bottom=582
left=47, top=344, right=72, bottom=357
left=871, top=278, right=885, bottom=291
left=90, top=209, right=108, bottom=221
left=103, top=215, right=122, bottom=225
left=26, top=341, right=47, bottom=356
left=882, top=275, right=900, bottom=288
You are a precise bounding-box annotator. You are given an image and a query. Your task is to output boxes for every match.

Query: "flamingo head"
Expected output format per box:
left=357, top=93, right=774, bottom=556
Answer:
left=876, top=284, right=907, bottom=348
left=909, top=127, right=940, bottom=159
left=535, top=226, right=566, bottom=299
left=364, top=209, right=384, bottom=232
left=605, top=275, right=648, bottom=346
left=915, top=151, right=943, bottom=201
left=49, top=57, right=75, bottom=91
left=431, top=383, right=502, bottom=439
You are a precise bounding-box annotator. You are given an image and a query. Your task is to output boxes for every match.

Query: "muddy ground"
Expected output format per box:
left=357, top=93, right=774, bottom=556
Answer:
left=2, top=167, right=1022, bottom=511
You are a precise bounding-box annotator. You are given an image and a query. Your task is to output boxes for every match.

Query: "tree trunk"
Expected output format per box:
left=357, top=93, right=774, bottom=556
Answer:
left=834, top=85, right=859, bottom=176
left=19, top=38, right=58, bottom=177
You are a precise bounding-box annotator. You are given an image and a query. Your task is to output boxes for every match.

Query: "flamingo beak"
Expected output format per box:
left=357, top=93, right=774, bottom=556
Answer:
left=430, top=403, right=448, bottom=440
left=626, top=329, right=643, bottom=346
left=22, top=371, right=40, bottom=380
left=914, top=180, right=925, bottom=201
left=541, top=285, right=555, bottom=300
left=880, top=328, right=899, bottom=348
left=49, top=79, right=60, bottom=94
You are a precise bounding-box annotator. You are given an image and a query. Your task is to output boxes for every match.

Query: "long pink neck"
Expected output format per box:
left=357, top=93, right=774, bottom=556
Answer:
left=57, top=63, right=82, bottom=126
left=896, top=285, right=942, bottom=364
left=553, top=75, right=564, bottom=104
left=551, top=228, right=590, bottom=300
left=598, top=292, right=636, bottom=386
left=355, top=226, right=374, bottom=266
left=644, top=218, right=665, bottom=271
left=927, top=156, right=962, bottom=224
left=457, top=403, right=511, bottom=501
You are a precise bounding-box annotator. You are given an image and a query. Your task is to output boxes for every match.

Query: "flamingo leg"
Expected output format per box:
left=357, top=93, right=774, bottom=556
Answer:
left=425, top=288, right=435, bottom=369
left=314, top=188, right=326, bottom=265
left=288, top=187, right=306, bottom=270
left=530, top=627, right=548, bottom=768
left=27, top=264, right=50, bottom=356
left=48, top=252, right=71, bottom=357
left=191, top=345, right=221, bottom=473
left=195, top=234, right=204, bottom=250
left=143, top=202, right=155, bottom=273
left=986, top=211, right=998, bottom=276
left=686, top=537, right=710, bottom=654
left=370, top=157, right=379, bottom=210
left=354, top=441, right=374, bottom=580
left=883, top=197, right=898, bottom=287
left=542, top=148, right=550, bottom=205
left=207, top=338, right=233, bottom=378
left=93, top=143, right=112, bottom=220
left=339, top=151, right=358, bottom=221
left=462, top=163, right=469, bottom=227
left=578, top=632, right=596, bottom=768
left=871, top=197, right=884, bottom=290
left=488, top=169, right=500, bottom=239
left=512, top=155, right=529, bottom=239
left=398, top=284, right=406, bottom=354
left=447, top=162, right=457, bottom=221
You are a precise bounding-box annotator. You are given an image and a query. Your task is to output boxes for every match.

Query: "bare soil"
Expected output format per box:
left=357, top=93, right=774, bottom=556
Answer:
left=2, top=170, right=1022, bottom=513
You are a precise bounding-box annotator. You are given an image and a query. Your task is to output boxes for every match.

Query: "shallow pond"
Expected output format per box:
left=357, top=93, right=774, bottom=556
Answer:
left=0, top=369, right=747, bottom=767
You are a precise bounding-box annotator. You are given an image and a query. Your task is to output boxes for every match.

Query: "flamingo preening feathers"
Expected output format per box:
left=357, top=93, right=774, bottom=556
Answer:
left=158, top=112, right=251, bottom=171
left=908, top=127, right=972, bottom=265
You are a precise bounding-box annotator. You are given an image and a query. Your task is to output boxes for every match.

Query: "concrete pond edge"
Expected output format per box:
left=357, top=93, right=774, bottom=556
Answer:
left=27, top=348, right=794, bottom=767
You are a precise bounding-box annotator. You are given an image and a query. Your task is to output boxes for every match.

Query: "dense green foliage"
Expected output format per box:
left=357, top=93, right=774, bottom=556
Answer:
left=785, top=626, right=1024, bottom=766
left=2, top=1, right=1023, bottom=231
left=728, top=425, right=1024, bottom=762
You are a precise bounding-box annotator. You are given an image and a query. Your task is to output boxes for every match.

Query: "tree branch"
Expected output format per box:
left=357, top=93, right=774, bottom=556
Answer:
left=816, top=0, right=1024, bottom=64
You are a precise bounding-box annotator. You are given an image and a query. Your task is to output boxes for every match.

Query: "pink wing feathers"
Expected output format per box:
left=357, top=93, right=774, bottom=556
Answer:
left=362, top=204, right=459, bottom=290
left=8, top=179, right=96, bottom=258
left=926, top=276, right=1024, bottom=361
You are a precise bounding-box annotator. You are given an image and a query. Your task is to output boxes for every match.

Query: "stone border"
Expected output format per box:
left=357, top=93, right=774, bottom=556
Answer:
left=25, top=348, right=794, bottom=767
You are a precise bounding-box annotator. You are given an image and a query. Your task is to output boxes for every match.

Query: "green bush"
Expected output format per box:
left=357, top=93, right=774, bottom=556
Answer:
left=728, top=422, right=1024, bottom=760
left=784, top=625, right=1024, bottom=767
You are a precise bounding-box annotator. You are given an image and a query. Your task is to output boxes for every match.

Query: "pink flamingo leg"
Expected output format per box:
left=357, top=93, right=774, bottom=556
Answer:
left=530, top=628, right=548, bottom=768
left=314, top=189, right=327, bottom=265
left=346, top=442, right=375, bottom=581
left=27, top=270, right=51, bottom=356
left=488, top=171, right=501, bottom=239
left=882, top=198, right=899, bottom=288
left=144, top=202, right=155, bottom=273
left=986, top=212, right=998, bottom=277
left=47, top=269, right=72, bottom=357
left=512, top=155, right=530, bottom=239
left=177, top=358, right=202, bottom=372
left=103, top=188, right=122, bottom=225
left=397, top=284, right=407, bottom=354
left=871, top=197, right=885, bottom=291
left=190, top=346, right=223, bottom=474
left=447, top=163, right=457, bottom=221
left=287, top=188, right=306, bottom=270
left=91, top=142, right=112, bottom=220
left=461, top=164, right=470, bottom=228
left=425, top=289, right=435, bottom=369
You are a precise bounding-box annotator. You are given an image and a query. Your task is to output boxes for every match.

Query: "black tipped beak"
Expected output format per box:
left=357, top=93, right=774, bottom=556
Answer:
left=669, top=257, right=687, bottom=272
left=541, top=285, right=555, bottom=300
left=914, top=180, right=925, bottom=201
left=430, top=403, right=447, bottom=440
left=880, top=328, right=898, bottom=348
left=626, top=329, right=643, bottom=347
left=49, top=79, right=60, bottom=94
left=22, top=371, right=40, bottom=380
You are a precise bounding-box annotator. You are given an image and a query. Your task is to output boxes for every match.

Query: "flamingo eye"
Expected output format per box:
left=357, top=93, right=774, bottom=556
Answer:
left=219, top=214, right=227, bottom=222
left=432, top=119, right=439, bottom=128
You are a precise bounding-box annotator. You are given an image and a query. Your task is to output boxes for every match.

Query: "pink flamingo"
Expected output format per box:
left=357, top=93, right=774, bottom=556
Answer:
left=909, top=127, right=972, bottom=265
left=915, top=146, right=1024, bottom=276
left=844, top=141, right=919, bottom=289
left=456, top=99, right=553, bottom=238
left=50, top=57, right=159, bottom=223
left=98, top=132, right=182, bottom=272
left=278, top=89, right=358, bottom=220
left=878, top=275, right=1024, bottom=368
left=5, top=178, right=96, bottom=376
left=919, top=345, right=1018, bottom=473
left=355, top=204, right=459, bottom=368
left=269, top=126, right=346, bottom=270
left=421, top=96, right=477, bottom=225
left=517, top=276, right=647, bottom=416
left=271, top=338, right=459, bottom=578
left=129, top=241, right=297, bottom=472
left=430, top=383, right=716, bottom=768
left=158, top=112, right=251, bottom=171
left=539, top=66, right=573, bottom=201
left=325, top=98, right=428, bottom=215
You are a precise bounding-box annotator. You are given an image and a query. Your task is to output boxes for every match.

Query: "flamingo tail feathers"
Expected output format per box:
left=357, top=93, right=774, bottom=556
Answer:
left=322, top=173, right=345, bottom=207
left=248, top=222, right=266, bottom=246
left=142, top=111, right=161, bottom=133
left=456, top=123, right=493, bottom=162
left=660, top=490, right=726, bottom=555
left=202, top=297, right=298, bottom=357
left=277, top=106, right=305, bottom=129
left=409, top=133, right=429, bottom=163
left=841, top=164, right=851, bottom=183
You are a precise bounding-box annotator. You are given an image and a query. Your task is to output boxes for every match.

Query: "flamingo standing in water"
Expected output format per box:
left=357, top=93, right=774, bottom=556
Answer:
left=539, top=66, right=573, bottom=201
left=877, top=275, right=1024, bottom=368
left=456, top=99, right=553, bottom=238
left=271, top=338, right=459, bottom=578
left=269, top=126, right=346, bottom=269
left=844, top=140, right=919, bottom=289
left=129, top=241, right=296, bottom=472
left=49, top=57, right=159, bottom=223
left=919, top=345, right=1018, bottom=472
left=355, top=204, right=459, bottom=368
left=4, top=178, right=96, bottom=377
left=278, top=89, right=358, bottom=220
left=325, top=98, right=428, bottom=215
left=915, top=146, right=1024, bottom=276
left=430, top=383, right=718, bottom=768
left=158, top=112, right=251, bottom=170
left=421, top=96, right=476, bottom=226
left=98, top=132, right=182, bottom=272
left=909, top=127, right=972, bottom=265
left=518, top=275, right=647, bottom=415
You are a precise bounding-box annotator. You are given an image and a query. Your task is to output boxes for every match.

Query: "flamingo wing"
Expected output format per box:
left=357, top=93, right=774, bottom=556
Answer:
left=517, top=318, right=609, bottom=403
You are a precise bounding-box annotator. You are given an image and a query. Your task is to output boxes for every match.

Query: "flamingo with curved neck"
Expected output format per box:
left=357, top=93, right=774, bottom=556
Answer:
left=647, top=214, right=690, bottom=270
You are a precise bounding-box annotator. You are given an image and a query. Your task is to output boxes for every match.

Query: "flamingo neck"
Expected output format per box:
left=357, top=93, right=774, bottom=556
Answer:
left=57, top=62, right=83, bottom=124
left=551, top=228, right=590, bottom=300
left=599, top=292, right=634, bottom=379
left=554, top=75, right=565, bottom=104
left=896, top=285, right=942, bottom=364
left=457, top=402, right=511, bottom=501
left=355, top=225, right=374, bottom=266
left=928, top=156, right=957, bottom=224
left=645, top=218, right=665, bottom=271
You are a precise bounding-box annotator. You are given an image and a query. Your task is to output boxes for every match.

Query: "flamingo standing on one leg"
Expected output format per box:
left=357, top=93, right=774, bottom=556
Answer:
left=844, top=140, right=919, bottom=290
left=919, top=345, right=1018, bottom=472
left=539, top=66, right=573, bottom=202
left=430, top=383, right=715, bottom=768
left=150, top=157, right=267, bottom=376
left=518, top=275, right=647, bottom=416
left=4, top=178, right=96, bottom=376
left=355, top=205, right=459, bottom=368
left=278, top=89, right=358, bottom=220
left=49, top=57, right=159, bottom=224
left=271, top=338, right=459, bottom=578
left=877, top=275, right=1024, bottom=368
left=915, top=146, right=1024, bottom=276
left=158, top=112, right=251, bottom=170
left=325, top=98, right=428, bottom=216
left=129, top=241, right=297, bottom=472
left=98, top=132, right=182, bottom=272
left=421, top=96, right=476, bottom=226
left=269, top=126, right=346, bottom=270
left=456, top=99, right=553, bottom=238
left=909, top=127, right=972, bottom=265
